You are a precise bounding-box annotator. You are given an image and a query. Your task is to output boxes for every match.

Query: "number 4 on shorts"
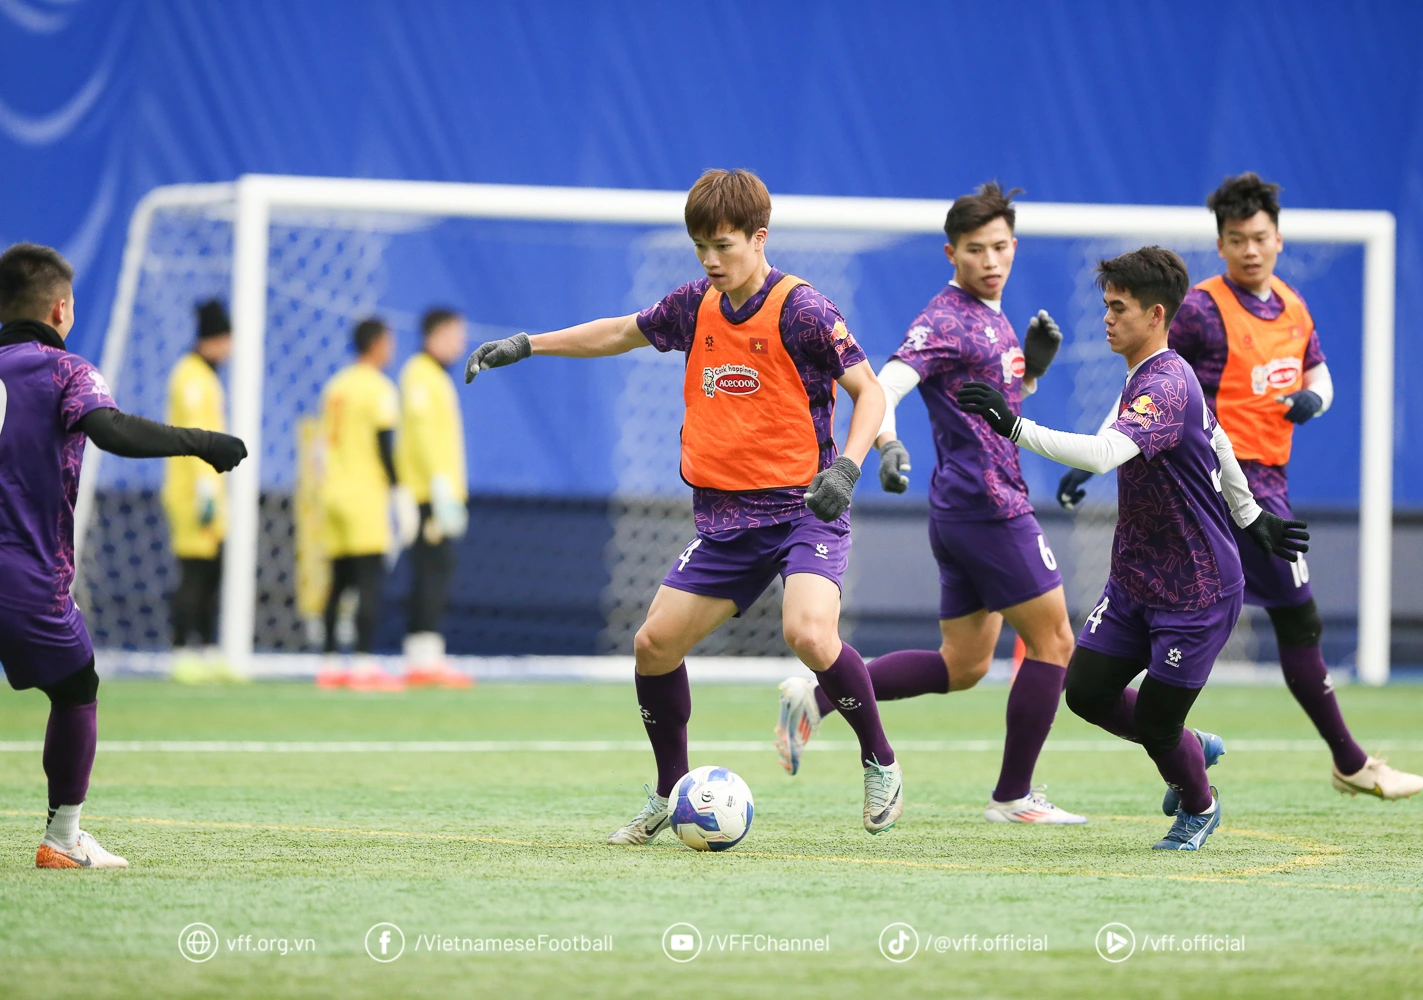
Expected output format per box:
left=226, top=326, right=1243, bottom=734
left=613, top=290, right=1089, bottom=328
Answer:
left=1086, top=595, right=1109, bottom=633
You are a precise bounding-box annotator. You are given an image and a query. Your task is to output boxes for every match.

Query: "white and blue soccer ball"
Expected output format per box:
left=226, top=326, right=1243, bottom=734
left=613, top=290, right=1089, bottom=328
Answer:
left=668, top=765, right=754, bottom=851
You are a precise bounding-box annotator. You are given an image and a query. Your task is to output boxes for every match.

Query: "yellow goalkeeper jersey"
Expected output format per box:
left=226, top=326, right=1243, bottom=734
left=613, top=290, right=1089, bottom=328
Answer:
left=320, top=361, right=399, bottom=557
left=396, top=351, right=467, bottom=504
left=162, top=352, right=226, bottom=559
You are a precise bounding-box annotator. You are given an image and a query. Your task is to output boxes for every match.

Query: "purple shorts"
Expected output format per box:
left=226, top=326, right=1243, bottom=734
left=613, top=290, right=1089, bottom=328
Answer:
left=1076, top=577, right=1243, bottom=689
left=662, top=515, right=850, bottom=615
left=929, top=513, right=1063, bottom=620
left=0, top=597, right=95, bottom=691
left=1233, top=492, right=1312, bottom=608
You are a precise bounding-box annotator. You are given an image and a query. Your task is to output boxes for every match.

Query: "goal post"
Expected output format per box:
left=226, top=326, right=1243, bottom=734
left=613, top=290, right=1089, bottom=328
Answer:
left=76, top=175, right=1396, bottom=683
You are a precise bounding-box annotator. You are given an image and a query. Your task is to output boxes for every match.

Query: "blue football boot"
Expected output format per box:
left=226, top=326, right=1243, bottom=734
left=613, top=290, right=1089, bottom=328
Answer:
left=1162, top=729, right=1225, bottom=815
left=1152, top=786, right=1221, bottom=851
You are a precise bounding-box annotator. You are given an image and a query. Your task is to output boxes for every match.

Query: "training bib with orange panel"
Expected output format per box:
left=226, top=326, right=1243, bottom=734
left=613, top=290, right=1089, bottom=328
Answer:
left=1198, top=274, right=1314, bottom=466
left=681, top=274, right=833, bottom=492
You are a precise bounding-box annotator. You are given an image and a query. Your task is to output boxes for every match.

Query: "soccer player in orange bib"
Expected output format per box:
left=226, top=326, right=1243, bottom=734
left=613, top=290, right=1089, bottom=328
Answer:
left=464, top=169, right=903, bottom=840
left=1058, top=173, right=1421, bottom=802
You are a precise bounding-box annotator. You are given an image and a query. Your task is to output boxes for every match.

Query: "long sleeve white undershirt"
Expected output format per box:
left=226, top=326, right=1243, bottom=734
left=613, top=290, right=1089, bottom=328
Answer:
left=1303, top=361, right=1333, bottom=413
left=876, top=358, right=921, bottom=441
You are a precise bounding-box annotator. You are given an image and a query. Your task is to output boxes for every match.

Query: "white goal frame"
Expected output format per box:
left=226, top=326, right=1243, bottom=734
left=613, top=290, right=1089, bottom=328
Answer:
left=77, top=175, right=1397, bottom=683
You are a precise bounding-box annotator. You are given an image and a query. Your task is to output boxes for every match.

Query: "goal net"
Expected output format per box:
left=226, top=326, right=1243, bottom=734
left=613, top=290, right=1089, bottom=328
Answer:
left=74, top=178, right=1395, bottom=680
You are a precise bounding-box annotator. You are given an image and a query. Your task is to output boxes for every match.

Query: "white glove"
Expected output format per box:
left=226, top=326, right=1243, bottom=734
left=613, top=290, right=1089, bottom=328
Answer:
left=430, top=475, right=469, bottom=540
left=391, top=484, right=420, bottom=550
left=195, top=477, right=218, bottom=528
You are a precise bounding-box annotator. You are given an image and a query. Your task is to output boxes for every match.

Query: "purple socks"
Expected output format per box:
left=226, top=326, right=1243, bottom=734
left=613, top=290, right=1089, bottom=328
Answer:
left=1279, top=645, right=1368, bottom=774
left=43, top=700, right=97, bottom=809
left=1092, top=685, right=1211, bottom=814
left=814, top=643, right=895, bottom=766
left=814, top=649, right=947, bottom=717
left=993, top=659, right=1065, bottom=802
left=635, top=664, right=692, bottom=797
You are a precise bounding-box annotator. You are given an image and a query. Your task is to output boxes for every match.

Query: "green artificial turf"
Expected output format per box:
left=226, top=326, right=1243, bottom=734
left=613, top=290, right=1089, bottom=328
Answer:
left=1, top=680, right=1420, bottom=999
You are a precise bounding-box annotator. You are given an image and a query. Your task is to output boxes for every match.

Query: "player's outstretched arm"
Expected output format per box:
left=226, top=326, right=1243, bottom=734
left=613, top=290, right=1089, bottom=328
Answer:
left=804, top=361, right=884, bottom=522
left=873, top=358, right=920, bottom=493
left=957, top=381, right=1140, bottom=474
left=464, top=314, right=648, bottom=383
left=1056, top=397, right=1121, bottom=509
left=77, top=409, right=247, bottom=473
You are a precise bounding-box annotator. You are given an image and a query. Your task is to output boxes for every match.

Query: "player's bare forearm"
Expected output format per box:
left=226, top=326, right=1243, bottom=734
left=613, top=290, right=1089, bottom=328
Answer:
left=837, top=360, right=886, bottom=467
left=530, top=314, right=649, bottom=358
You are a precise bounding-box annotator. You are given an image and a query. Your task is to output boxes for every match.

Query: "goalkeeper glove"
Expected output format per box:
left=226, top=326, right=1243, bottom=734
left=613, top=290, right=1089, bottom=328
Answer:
left=1057, top=469, right=1093, bottom=510
left=956, top=381, right=1021, bottom=439
left=804, top=456, right=861, bottom=522
left=1023, top=309, right=1062, bottom=379
left=1243, top=510, right=1310, bottom=562
left=1276, top=389, right=1323, bottom=425
left=465, top=333, right=532, bottom=384
left=195, top=478, right=218, bottom=528
left=877, top=439, right=911, bottom=493
left=430, top=475, right=469, bottom=540
left=391, top=484, right=420, bottom=550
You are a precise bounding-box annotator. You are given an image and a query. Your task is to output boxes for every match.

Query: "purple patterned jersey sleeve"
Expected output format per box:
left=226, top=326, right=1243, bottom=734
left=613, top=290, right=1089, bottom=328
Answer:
left=56, top=354, right=118, bottom=429
left=1167, top=289, right=1227, bottom=392
left=635, top=279, right=710, bottom=354
left=890, top=313, right=960, bottom=379
left=1111, top=366, right=1188, bottom=460
left=781, top=285, right=866, bottom=378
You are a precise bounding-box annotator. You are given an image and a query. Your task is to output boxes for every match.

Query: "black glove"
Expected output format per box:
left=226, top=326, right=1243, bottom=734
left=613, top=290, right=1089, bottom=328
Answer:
left=804, top=456, right=861, bottom=522
left=1023, top=309, right=1062, bottom=379
left=1057, top=468, right=1093, bottom=510
left=464, top=333, right=532, bottom=384
left=198, top=432, right=248, bottom=473
left=877, top=439, right=911, bottom=493
left=956, top=381, right=1021, bottom=439
left=1243, top=510, right=1310, bottom=562
left=1276, top=389, right=1323, bottom=425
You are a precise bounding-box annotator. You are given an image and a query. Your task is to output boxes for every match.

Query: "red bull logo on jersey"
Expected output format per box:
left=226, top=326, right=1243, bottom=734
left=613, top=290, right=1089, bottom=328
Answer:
left=1250, top=356, right=1303, bottom=395
left=701, top=364, right=762, bottom=398
left=1001, top=347, right=1026, bottom=382
left=1121, top=393, right=1161, bottom=428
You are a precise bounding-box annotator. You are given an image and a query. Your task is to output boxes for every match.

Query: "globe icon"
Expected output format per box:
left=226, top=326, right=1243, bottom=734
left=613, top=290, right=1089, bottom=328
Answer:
left=179, top=923, right=218, bottom=962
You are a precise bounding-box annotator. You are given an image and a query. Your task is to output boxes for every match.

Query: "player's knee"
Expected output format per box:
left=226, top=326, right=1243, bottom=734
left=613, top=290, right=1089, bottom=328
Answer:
left=1136, top=716, right=1186, bottom=759
left=1063, top=659, right=1109, bottom=723
left=1266, top=600, right=1323, bottom=650
left=943, top=646, right=990, bottom=691
left=633, top=623, right=672, bottom=666
left=42, top=659, right=99, bottom=707
left=1023, top=618, right=1075, bottom=668
left=782, top=615, right=837, bottom=663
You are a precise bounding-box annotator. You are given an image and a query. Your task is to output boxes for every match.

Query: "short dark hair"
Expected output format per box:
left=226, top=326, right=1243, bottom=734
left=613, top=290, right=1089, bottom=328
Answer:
left=353, top=316, right=389, bottom=355
left=0, top=242, right=74, bottom=323
left=421, top=307, right=462, bottom=338
left=944, top=181, right=1023, bottom=245
left=1095, top=246, right=1191, bottom=325
left=1206, top=172, right=1281, bottom=234
left=684, top=168, right=772, bottom=240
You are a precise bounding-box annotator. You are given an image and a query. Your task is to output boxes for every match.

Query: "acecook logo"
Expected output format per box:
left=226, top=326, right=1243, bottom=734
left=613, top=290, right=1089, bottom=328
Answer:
left=702, top=364, right=762, bottom=398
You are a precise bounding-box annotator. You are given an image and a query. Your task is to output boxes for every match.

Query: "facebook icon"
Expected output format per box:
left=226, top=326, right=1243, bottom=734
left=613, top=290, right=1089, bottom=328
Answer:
left=365, top=923, right=405, bottom=962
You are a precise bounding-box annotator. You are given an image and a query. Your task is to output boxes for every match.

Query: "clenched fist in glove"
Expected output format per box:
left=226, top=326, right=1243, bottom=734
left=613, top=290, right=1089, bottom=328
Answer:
left=465, top=333, right=532, bottom=384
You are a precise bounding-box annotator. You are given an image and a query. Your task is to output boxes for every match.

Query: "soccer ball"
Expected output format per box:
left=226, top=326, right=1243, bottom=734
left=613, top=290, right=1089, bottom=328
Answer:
left=667, top=766, right=755, bottom=851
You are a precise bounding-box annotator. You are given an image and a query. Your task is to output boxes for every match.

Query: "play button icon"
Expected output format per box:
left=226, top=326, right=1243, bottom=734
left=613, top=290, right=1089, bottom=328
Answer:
left=1095, top=922, right=1136, bottom=962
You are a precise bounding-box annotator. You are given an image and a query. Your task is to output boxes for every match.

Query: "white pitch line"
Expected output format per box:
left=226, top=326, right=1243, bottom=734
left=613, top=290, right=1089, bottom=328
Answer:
left=0, top=739, right=1419, bottom=753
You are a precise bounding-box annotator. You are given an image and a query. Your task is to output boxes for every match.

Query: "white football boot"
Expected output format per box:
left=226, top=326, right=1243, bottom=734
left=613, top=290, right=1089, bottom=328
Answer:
left=36, top=830, right=129, bottom=869
left=1332, top=756, right=1423, bottom=800
left=607, top=785, right=670, bottom=845
left=863, top=758, right=904, bottom=834
left=985, top=787, right=1087, bottom=825
left=774, top=676, right=822, bottom=776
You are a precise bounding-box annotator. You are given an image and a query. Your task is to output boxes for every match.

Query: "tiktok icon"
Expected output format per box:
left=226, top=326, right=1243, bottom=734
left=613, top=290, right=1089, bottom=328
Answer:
left=878, top=922, right=919, bottom=963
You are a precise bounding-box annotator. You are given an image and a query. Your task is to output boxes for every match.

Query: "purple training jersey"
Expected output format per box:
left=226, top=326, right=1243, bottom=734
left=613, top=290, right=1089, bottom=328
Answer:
left=0, top=341, right=117, bottom=612
left=891, top=283, right=1032, bottom=521
left=637, top=267, right=866, bottom=534
left=1108, top=350, right=1243, bottom=611
left=1170, top=276, right=1325, bottom=499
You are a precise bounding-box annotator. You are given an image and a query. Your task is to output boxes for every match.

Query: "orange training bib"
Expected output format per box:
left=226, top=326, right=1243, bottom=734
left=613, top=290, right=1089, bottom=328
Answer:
left=680, top=274, right=830, bottom=491
left=1199, top=273, right=1314, bottom=466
